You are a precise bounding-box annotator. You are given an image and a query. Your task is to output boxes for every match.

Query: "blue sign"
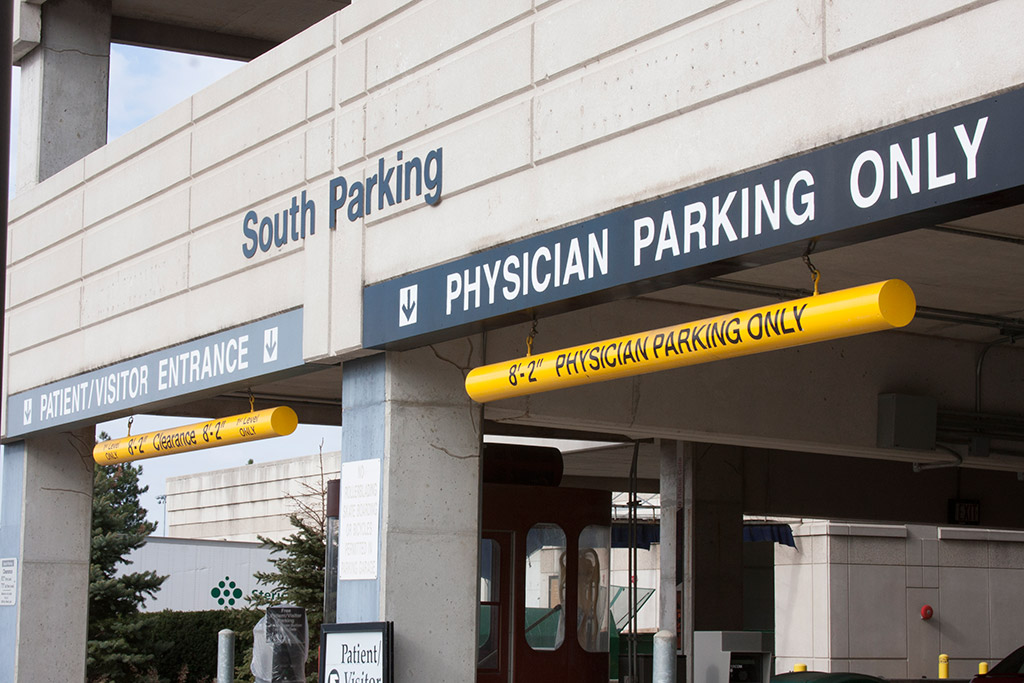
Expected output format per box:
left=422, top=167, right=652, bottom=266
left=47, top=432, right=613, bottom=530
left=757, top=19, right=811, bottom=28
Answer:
left=6, top=309, right=304, bottom=439
left=364, top=88, right=1024, bottom=349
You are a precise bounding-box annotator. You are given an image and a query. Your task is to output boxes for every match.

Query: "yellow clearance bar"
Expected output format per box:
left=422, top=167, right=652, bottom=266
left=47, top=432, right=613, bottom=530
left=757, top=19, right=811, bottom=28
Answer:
left=93, top=406, right=299, bottom=465
left=465, top=279, right=916, bottom=403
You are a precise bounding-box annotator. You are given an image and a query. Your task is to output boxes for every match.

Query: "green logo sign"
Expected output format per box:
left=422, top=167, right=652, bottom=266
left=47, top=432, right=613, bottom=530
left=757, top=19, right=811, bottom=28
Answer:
left=211, top=576, right=244, bottom=607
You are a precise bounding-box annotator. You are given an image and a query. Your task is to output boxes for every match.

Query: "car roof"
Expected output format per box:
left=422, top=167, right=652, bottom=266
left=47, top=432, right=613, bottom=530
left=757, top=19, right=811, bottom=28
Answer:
left=773, top=672, right=888, bottom=683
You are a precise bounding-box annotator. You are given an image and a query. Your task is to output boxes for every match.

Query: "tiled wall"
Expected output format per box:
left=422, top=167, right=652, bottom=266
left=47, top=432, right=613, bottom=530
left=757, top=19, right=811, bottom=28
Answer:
left=776, top=521, right=1024, bottom=678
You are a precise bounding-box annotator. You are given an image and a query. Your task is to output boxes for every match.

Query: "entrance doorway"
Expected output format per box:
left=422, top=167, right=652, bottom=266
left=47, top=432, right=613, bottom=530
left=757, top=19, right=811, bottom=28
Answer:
left=479, top=483, right=612, bottom=683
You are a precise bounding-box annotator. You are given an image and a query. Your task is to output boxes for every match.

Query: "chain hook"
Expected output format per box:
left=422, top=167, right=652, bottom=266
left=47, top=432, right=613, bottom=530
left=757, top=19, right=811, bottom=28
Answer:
left=248, top=389, right=255, bottom=413
left=127, top=416, right=133, bottom=437
left=802, top=242, right=821, bottom=296
left=526, top=318, right=539, bottom=357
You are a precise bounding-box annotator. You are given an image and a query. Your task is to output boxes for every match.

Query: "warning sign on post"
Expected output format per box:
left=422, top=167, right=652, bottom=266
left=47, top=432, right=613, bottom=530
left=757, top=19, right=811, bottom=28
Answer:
left=1, top=558, right=17, bottom=606
left=339, top=459, right=382, bottom=581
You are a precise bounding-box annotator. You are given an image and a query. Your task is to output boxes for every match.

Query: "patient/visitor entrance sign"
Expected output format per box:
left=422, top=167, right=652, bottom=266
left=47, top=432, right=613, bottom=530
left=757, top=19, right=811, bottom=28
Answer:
left=465, top=280, right=916, bottom=402
left=6, top=310, right=303, bottom=439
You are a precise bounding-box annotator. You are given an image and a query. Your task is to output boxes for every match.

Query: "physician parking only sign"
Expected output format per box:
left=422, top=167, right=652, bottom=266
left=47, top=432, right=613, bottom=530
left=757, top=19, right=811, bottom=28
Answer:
left=320, top=622, right=393, bottom=683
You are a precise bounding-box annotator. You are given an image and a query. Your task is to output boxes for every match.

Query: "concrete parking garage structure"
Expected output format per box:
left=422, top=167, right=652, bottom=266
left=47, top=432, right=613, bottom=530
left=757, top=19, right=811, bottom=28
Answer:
left=4, top=1, right=1024, bottom=681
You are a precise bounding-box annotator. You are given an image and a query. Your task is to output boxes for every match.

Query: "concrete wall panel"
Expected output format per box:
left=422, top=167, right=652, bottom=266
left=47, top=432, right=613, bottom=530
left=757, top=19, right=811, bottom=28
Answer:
left=848, top=565, right=906, bottom=658
left=7, top=191, right=82, bottom=263
left=939, top=566, right=990, bottom=656
left=336, top=38, right=367, bottom=106
left=366, top=0, right=531, bottom=89
left=83, top=99, right=193, bottom=180
left=533, top=0, right=824, bottom=160
left=5, top=334, right=85, bottom=393
left=189, top=133, right=307, bottom=230
left=83, top=133, right=192, bottom=226
left=825, top=0, right=993, bottom=56
left=337, top=0, right=418, bottom=43
left=192, top=72, right=308, bottom=173
left=7, top=287, right=81, bottom=354
left=365, top=27, right=532, bottom=154
left=82, top=188, right=191, bottom=276
left=361, top=100, right=533, bottom=279
left=81, top=242, right=190, bottom=326
left=188, top=212, right=294, bottom=289
left=329, top=203, right=364, bottom=357
left=989, top=567, right=1024, bottom=659
left=7, top=238, right=82, bottom=307
left=534, top=0, right=729, bottom=80
left=192, top=14, right=336, bottom=120
left=307, top=56, right=336, bottom=119
left=303, top=178, right=335, bottom=360
left=334, top=105, right=366, bottom=169
left=305, top=120, right=335, bottom=180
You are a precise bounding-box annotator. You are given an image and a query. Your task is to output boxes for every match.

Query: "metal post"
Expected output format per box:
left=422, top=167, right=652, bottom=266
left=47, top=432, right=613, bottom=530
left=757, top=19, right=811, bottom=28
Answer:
left=217, top=628, right=236, bottom=683
left=654, top=441, right=678, bottom=683
left=653, top=630, right=675, bottom=683
left=627, top=441, right=640, bottom=683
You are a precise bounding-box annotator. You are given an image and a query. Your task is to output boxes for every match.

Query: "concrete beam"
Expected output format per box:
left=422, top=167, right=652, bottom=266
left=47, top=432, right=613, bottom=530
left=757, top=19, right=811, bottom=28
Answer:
left=16, top=0, right=110, bottom=191
left=111, top=17, right=273, bottom=61
left=12, top=1, right=42, bottom=64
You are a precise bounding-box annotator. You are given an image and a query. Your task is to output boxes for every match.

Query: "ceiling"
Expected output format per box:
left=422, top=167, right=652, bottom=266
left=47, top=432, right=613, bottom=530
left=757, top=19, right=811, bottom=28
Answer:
left=109, top=0, right=350, bottom=59
left=641, top=204, right=1024, bottom=344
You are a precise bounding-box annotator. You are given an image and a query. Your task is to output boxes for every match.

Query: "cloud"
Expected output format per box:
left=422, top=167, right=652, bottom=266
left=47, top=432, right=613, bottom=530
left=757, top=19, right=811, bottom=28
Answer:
left=108, top=44, right=243, bottom=140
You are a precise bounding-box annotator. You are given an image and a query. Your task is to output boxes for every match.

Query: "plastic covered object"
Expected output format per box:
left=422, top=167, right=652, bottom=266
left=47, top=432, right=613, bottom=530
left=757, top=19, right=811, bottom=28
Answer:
left=251, top=606, right=309, bottom=683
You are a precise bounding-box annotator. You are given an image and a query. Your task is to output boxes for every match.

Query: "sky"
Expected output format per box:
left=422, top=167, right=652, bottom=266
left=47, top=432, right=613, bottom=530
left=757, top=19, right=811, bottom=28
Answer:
left=4, top=45, right=345, bottom=531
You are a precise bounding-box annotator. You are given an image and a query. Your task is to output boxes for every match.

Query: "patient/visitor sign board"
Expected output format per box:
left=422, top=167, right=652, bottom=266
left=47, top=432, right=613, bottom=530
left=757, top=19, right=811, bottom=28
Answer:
left=320, top=622, right=393, bottom=683
left=465, top=280, right=915, bottom=402
left=6, top=310, right=303, bottom=439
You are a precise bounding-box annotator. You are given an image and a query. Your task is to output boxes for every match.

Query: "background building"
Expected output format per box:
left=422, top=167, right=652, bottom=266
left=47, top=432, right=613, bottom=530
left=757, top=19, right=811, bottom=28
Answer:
left=166, top=451, right=341, bottom=541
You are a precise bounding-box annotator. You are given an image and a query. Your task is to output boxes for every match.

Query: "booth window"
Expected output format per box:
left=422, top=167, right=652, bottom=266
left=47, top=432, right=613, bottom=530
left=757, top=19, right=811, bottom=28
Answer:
left=478, top=538, right=501, bottom=669
left=524, top=523, right=566, bottom=651
left=577, top=524, right=611, bottom=653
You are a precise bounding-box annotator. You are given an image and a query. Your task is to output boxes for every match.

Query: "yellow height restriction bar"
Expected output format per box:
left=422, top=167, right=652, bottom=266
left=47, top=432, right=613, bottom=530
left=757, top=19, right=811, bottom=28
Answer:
left=93, top=406, right=299, bottom=465
left=465, top=279, right=916, bottom=403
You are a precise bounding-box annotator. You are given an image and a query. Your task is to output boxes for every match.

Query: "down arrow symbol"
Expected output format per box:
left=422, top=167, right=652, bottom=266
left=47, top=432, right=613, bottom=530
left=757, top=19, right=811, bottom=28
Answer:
left=402, top=289, right=416, bottom=321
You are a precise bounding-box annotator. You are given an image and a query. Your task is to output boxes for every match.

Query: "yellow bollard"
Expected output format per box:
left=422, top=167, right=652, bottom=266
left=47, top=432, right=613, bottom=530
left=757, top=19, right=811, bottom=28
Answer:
left=979, top=661, right=989, bottom=675
left=794, top=664, right=808, bottom=672
left=939, top=653, right=949, bottom=679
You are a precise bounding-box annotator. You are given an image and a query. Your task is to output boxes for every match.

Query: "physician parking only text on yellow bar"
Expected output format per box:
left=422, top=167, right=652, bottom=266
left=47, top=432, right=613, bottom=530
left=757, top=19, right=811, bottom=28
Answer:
left=93, top=406, right=299, bottom=465
left=465, top=279, right=916, bottom=403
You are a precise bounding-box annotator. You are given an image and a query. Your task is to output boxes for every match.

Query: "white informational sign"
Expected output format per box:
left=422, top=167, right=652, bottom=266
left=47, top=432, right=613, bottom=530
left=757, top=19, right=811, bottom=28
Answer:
left=0, top=558, right=17, bottom=606
left=321, top=626, right=385, bottom=679
left=339, top=459, right=381, bottom=581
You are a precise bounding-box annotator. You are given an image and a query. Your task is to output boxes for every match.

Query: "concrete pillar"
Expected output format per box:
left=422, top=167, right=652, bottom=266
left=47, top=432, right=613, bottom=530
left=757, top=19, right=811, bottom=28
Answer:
left=693, top=443, right=745, bottom=632
left=0, top=429, right=94, bottom=683
left=656, top=440, right=679, bottom=682
left=658, top=441, right=678, bottom=632
left=679, top=442, right=695, bottom=683
left=338, top=339, right=482, bottom=682
left=16, top=0, right=111, bottom=192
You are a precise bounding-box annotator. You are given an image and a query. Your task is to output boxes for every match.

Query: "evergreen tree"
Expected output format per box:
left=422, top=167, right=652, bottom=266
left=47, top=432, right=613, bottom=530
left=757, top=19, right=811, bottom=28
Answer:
left=242, top=455, right=328, bottom=683
left=87, top=457, right=166, bottom=682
